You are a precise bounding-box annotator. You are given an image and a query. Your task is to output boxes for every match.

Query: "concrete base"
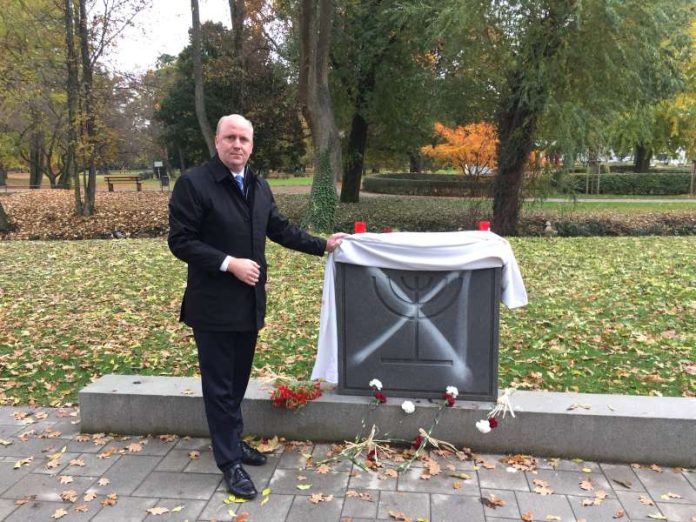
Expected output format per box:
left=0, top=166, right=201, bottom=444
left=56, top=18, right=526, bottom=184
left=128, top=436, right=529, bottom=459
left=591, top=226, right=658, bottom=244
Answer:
left=80, top=375, right=696, bottom=467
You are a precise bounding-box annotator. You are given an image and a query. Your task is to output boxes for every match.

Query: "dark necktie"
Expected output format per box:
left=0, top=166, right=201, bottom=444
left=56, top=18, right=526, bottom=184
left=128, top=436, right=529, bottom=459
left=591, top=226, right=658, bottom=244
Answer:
left=234, top=175, right=244, bottom=195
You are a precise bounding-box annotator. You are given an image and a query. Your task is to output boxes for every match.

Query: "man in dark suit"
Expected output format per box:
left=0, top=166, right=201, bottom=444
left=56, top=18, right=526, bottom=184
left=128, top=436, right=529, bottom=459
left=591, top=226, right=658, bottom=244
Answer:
left=168, top=114, right=345, bottom=499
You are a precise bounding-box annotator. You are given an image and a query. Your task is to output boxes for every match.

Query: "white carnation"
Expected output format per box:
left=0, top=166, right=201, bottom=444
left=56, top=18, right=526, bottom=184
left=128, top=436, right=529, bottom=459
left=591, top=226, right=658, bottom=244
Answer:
left=401, top=401, right=415, bottom=414
left=446, top=386, right=459, bottom=398
left=369, top=378, right=383, bottom=391
left=475, top=419, right=492, bottom=434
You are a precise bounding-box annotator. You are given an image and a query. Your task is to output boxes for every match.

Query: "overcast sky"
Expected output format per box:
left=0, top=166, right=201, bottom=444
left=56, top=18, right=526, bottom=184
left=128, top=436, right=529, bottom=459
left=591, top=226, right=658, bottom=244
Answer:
left=105, top=0, right=231, bottom=74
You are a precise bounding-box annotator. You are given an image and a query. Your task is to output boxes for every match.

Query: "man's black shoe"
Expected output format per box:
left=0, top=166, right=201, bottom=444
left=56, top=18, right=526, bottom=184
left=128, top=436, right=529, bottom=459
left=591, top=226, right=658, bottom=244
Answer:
left=240, top=441, right=267, bottom=466
left=223, top=463, right=257, bottom=499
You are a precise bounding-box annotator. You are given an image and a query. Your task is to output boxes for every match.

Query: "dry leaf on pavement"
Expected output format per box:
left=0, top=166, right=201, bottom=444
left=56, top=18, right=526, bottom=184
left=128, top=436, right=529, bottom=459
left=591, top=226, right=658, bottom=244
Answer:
left=483, top=494, right=506, bottom=508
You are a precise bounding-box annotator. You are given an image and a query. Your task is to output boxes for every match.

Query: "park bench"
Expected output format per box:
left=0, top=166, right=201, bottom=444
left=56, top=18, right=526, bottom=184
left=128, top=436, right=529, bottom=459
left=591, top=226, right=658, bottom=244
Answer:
left=104, top=175, right=142, bottom=192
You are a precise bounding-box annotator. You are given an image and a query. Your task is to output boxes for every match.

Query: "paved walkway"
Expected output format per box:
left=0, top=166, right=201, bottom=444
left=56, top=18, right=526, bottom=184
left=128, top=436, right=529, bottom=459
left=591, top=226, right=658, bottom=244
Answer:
left=1, top=408, right=695, bottom=521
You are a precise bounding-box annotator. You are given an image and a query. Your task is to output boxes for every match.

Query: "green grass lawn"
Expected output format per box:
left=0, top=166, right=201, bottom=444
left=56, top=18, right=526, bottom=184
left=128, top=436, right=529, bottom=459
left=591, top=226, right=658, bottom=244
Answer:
left=0, top=236, right=693, bottom=406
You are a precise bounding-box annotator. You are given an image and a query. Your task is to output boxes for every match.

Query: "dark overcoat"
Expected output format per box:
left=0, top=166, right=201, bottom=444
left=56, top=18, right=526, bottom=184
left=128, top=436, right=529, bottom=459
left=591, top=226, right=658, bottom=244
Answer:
left=168, top=155, right=326, bottom=331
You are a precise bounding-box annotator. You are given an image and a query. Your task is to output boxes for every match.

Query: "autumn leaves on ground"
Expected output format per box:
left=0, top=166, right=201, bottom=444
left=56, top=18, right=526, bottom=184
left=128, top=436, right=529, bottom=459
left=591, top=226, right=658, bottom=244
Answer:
left=0, top=192, right=694, bottom=407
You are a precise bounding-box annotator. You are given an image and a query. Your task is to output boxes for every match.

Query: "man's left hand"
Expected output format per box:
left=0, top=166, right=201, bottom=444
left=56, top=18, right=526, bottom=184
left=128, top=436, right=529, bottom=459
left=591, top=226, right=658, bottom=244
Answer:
left=325, top=232, right=348, bottom=253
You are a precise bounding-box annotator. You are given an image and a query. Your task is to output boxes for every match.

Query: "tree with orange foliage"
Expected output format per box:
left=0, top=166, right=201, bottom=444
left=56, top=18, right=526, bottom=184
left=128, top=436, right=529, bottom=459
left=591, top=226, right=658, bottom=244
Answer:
left=421, top=122, right=498, bottom=177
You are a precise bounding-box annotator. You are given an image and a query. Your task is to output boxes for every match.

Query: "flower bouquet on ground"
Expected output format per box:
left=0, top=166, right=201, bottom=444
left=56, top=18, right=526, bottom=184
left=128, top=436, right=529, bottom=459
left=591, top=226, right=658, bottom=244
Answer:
left=269, top=378, right=322, bottom=411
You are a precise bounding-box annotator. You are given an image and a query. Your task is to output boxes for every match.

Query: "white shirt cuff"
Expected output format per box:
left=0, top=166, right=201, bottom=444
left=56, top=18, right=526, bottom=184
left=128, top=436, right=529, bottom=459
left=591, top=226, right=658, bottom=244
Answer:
left=220, top=255, right=234, bottom=272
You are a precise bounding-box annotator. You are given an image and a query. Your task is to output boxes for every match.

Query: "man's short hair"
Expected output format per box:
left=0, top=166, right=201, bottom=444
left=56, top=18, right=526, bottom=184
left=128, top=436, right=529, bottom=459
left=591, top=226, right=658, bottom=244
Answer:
left=216, top=114, right=254, bottom=137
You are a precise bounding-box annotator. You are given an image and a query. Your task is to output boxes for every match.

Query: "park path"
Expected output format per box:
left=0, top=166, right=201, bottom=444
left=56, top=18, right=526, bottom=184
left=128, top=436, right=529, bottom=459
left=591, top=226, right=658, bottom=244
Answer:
left=1, top=406, right=694, bottom=521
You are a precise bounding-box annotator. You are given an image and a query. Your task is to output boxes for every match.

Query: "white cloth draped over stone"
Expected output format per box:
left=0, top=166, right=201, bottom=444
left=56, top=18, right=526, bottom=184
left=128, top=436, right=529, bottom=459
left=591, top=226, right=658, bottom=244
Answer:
left=310, top=231, right=528, bottom=383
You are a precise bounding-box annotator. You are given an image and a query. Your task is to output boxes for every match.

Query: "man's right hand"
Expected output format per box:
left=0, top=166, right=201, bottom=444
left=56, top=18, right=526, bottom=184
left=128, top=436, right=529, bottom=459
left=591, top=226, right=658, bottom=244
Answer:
left=227, top=258, right=261, bottom=286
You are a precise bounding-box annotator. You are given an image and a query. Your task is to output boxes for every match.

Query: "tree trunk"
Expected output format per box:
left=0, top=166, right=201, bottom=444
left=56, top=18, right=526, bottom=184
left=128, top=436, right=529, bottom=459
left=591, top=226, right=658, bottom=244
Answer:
left=229, top=0, right=246, bottom=111
left=79, top=0, right=96, bottom=216
left=409, top=152, right=422, bottom=173
left=493, top=74, right=538, bottom=236
left=0, top=200, right=10, bottom=232
left=29, top=129, right=44, bottom=189
left=62, top=0, right=79, bottom=199
left=341, top=113, right=368, bottom=203
left=634, top=144, right=652, bottom=173
left=191, top=0, right=215, bottom=156
left=298, top=0, right=341, bottom=230
left=0, top=163, right=6, bottom=186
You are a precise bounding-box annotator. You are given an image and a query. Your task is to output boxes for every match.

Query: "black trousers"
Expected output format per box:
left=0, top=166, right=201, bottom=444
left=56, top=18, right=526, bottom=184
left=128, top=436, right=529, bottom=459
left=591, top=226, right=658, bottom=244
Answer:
left=193, top=329, right=258, bottom=472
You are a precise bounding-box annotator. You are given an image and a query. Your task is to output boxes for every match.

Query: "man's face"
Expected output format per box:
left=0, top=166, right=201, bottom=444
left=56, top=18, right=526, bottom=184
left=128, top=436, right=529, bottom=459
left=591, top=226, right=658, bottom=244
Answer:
left=215, top=117, right=253, bottom=172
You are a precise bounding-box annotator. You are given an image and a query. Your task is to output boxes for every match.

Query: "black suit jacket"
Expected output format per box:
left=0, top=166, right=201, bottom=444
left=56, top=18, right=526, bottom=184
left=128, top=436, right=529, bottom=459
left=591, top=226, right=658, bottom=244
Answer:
left=168, top=155, right=327, bottom=331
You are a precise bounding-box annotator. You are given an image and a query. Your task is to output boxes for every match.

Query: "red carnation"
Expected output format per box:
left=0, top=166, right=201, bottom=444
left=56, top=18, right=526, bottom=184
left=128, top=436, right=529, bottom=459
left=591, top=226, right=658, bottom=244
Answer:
left=488, top=417, right=498, bottom=429
left=374, top=392, right=387, bottom=404
left=367, top=449, right=377, bottom=461
left=442, top=393, right=455, bottom=407
left=412, top=435, right=424, bottom=450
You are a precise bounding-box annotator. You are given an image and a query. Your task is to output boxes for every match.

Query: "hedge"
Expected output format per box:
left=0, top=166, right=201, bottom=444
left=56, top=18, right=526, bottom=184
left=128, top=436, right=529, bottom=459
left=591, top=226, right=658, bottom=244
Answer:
left=362, top=173, right=494, bottom=197
left=562, top=172, right=691, bottom=195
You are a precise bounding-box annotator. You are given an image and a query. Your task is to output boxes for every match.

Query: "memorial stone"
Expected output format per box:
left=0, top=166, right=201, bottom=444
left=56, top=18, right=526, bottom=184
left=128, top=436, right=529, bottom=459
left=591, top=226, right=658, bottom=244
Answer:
left=335, top=262, right=501, bottom=401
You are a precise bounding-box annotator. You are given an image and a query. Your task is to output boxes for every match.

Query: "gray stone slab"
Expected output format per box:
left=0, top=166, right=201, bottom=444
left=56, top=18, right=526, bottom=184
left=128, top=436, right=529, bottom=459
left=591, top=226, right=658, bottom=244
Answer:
left=530, top=469, right=612, bottom=497
left=0, top=426, right=22, bottom=438
left=285, top=494, right=344, bottom=522
left=4, top=499, right=94, bottom=522
left=175, top=437, right=212, bottom=451
left=479, top=488, right=520, bottom=519
left=101, top=437, right=173, bottom=457
left=65, top=437, right=108, bottom=454
left=30, top=452, right=82, bottom=475
left=340, top=489, right=378, bottom=519
left=431, top=493, right=486, bottom=522
left=398, top=467, right=479, bottom=496
left=312, top=443, right=353, bottom=472
left=615, top=491, right=665, bottom=520
left=0, top=437, right=63, bottom=458
left=91, top=495, right=158, bottom=522
left=132, top=471, right=221, bottom=500
left=600, top=463, right=646, bottom=493
left=656, top=501, right=696, bottom=522
left=685, top=470, right=696, bottom=490
left=277, top=443, right=314, bottom=469
left=537, top=457, right=600, bottom=472
left=0, top=459, right=39, bottom=495
left=183, top=450, right=218, bottom=474
left=514, top=490, right=576, bottom=522
left=477, top=466, right=529, bottom=492
left=268, top=468, right=350, bottom=497
left=0, top=498, right=18, bottom=520
left=85, top=455, right=161, bottom=496
left=80, top=375, right=696, bottom=466
left=156, top=449, right=192, bottom=472
left=568, top=494, right=626, bottom=522
left=143, top=498, right=207, bottom=521
left=47, top=452, right=117, bottom=477
left=377, top=491, right=429, bottom=520
left=634, top=467, right=696, bottom=503
left=200, top=491, right=294, bottom=521
left=348, top=469, right=397, bottom=491
left=1, top=473, right=96, bottom=501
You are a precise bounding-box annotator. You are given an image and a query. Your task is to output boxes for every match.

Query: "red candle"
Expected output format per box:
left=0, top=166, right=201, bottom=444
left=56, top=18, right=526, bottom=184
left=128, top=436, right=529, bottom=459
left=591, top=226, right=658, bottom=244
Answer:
left=478, top=220, right=491, bottom=231
left=354, top=221, right=367, bottom=233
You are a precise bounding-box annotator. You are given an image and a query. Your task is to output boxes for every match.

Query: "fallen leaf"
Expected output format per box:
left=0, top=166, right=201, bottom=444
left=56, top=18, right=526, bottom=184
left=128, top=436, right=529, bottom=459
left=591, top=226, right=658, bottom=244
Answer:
left=383, top=468, right=398, bottom=478
left=13, top=457, right=33, bottom=469
left=74, top=505, right=89, bottom=513
left=453, top=481, right=462, bottom=490
left=612, top=478, right=632, bottom=489
left=262, top=488, right=271, bottom=497
left=0, top=439, right=12, bottom=446
left=15, top=495, right=36, bottom=506
left=639, top=495, right=655, bottom=506
left=60, top=490, right=78, bottom=503
left=450, top=472, right=471, bottom=480
left=255, top=436, right=281, bottom=453
left=126, top=442, right=143, bottom=453
left=546, top=516, right=561, bottom=521
left=316, top=464, right=331, bottom=474
left=83, top=492, right=97, bottom=502
left=189, top=451, right=200, bottom=460
left=484, top=494, right=506, bottom=508
left=388, top=511, right=413, bottom=522
left=58, top=476, right=73, bottom=484
left=97, top=478, right=110, bottom=486
left=146, top=506, right=170, bottom=515
left=101, top=493, right=118, bottom=506
left=613, top=509, right=625, bottom=519
left=650, top=464, right=663, bottom=473
left=52, top=508, right=68, bottom=519
left=224, top=494, right=248, bottom=504
left=567, top=403, right=592, bottom=411
left=69, top=458, right=86, bottom=467
left=297, top=484, right=312, bottom=490
left=171, top=505, right=184, bottom=512
left=521, top=512, right=534, bottom=522
left=647, top=515, right=667, bottom=520
left=237, top=513, right=250, bottom=522
left=660, top=492, right=682, bottom=500
left=579, top=479, right=594, bottom=491
left=309, top=493, right=333, bottom=504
